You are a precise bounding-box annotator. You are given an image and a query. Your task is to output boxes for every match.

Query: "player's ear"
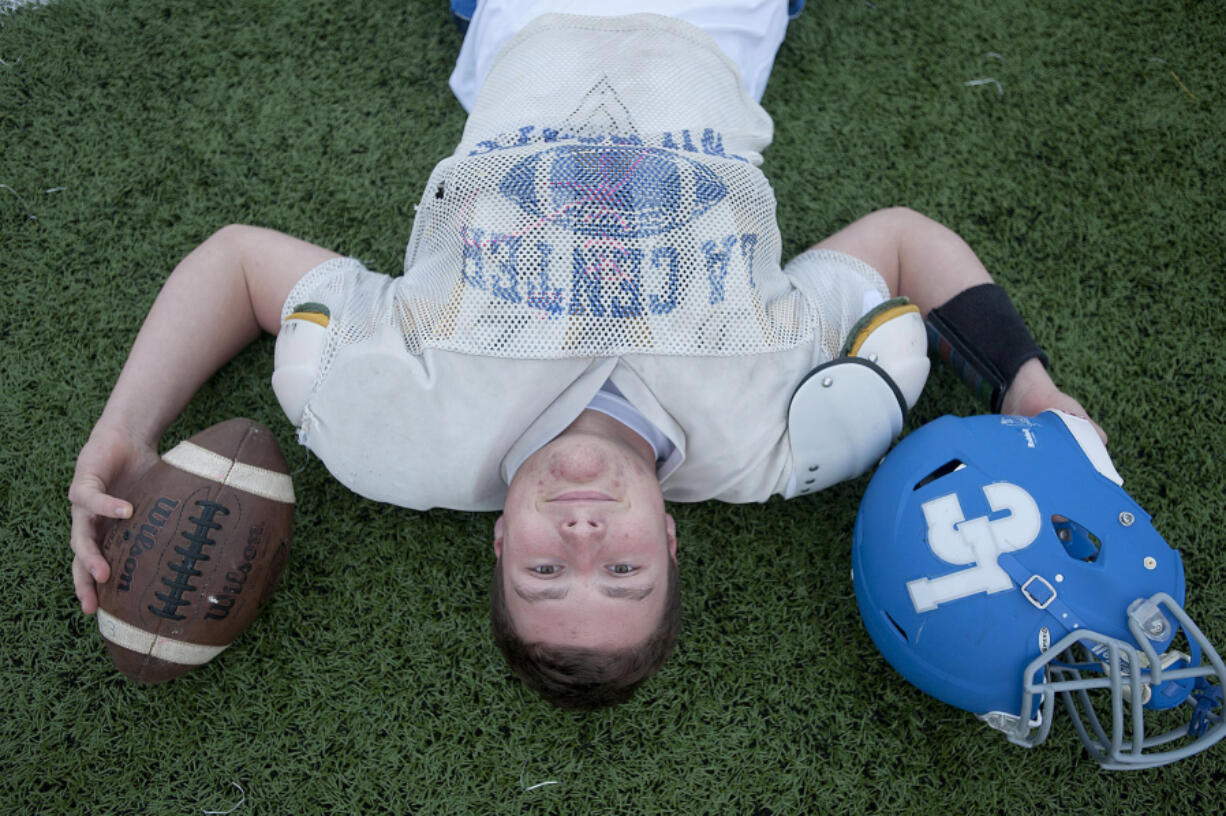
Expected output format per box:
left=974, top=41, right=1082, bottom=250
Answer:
left=493, top=515, right=504, bottom=559
left=665, top=513, right=677, bottom=561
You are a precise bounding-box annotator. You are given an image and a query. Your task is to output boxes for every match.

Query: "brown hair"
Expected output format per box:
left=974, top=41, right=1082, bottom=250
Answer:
left=489, top=555, right=681, bottom=710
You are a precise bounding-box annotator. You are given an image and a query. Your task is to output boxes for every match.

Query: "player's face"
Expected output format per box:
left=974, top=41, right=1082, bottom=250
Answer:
left=495, top=431, right=677, bottom=651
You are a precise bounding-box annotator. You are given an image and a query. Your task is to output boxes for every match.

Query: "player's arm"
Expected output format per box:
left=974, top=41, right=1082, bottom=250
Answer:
left=69, top=225, right=340, bottom=614
left=814, top=207, right=1103, bottom=436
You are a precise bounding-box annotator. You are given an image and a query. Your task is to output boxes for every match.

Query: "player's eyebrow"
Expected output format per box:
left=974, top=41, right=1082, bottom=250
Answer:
left=599, top=584, right=654, bottom=601
left=512, top=584, right=655, bottom=603
left=513, top=585, right=568, bottom=602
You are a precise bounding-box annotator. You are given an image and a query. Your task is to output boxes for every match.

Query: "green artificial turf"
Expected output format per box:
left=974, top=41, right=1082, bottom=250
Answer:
left=3, top=0, right=1225, bottom=812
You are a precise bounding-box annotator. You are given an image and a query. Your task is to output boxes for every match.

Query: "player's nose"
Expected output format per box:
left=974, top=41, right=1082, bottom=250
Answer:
left=558, top=517, right=605, bottom=543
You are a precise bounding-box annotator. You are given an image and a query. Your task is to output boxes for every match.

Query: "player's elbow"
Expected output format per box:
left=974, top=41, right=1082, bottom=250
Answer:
left=874, top=206, right=936, bottom=234
left=207, top=223, right=262, bottom=254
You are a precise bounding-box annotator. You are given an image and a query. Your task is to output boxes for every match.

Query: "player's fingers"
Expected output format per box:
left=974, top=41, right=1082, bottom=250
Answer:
left=1089, top=418, right=1108, bottom=447
left=1053, top=398, right=1108, bottom=447
left=69, top=502, right=111, bottom=582
left=70, top=508, right=109, bottom=616
left=68, top=473, right=133, bottom=521
left=72, top=554, right=101, bottom=615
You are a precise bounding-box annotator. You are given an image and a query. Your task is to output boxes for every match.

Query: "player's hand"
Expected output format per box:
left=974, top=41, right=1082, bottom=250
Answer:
left=1001, top=359, right=1107, bottom=445
left=68, top=423, right=160, bottom=615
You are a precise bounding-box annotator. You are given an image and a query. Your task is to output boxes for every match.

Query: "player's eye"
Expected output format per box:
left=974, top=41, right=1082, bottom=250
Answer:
left=530, top=565, right=561, bottom=576
left=607, top=564, right=637, bottom=575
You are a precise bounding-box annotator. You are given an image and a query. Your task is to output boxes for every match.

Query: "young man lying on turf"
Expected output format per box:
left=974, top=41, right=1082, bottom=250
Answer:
left=69, top=0, right=1101, bottom=709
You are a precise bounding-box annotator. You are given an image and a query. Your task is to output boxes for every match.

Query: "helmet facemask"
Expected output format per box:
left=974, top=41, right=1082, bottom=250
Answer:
left=1007, top=593, right=1226, bottom=769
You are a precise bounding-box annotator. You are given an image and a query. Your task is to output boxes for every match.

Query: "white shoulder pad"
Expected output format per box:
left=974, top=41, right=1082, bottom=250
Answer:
left=271, top=316, right=329, bottom=427
left=851, top=305, right=930, bottom=409
left=784, top=359, right=906, bottom=498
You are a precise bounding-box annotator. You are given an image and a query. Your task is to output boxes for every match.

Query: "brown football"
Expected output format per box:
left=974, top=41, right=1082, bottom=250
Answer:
left=97, top=418, right=295, bottom=683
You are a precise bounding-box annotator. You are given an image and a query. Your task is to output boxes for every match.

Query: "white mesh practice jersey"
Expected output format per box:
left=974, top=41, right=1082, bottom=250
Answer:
left=276, top=14, right=891, bottom=511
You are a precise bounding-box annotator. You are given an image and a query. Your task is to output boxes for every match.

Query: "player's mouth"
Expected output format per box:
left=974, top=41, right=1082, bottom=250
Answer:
left=547, top=490, right=615, bottom=502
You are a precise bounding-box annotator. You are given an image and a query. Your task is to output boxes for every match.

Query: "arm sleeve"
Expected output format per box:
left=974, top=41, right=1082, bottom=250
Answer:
left=272, top=257, right=388, bottom=427
left=783, top=247, right=891, bottom=365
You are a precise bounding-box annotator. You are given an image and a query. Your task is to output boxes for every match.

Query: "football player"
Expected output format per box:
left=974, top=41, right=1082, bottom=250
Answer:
left=70, top=1, right=1099, bottom=709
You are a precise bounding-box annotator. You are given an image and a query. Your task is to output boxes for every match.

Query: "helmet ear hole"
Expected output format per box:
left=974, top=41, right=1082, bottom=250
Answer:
left=913, top=459, right=964, bottom=491
left=1053, top=515, right=1102, bottom=563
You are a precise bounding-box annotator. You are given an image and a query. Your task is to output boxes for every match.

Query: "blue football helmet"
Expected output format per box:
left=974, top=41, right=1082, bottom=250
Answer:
left=852, top=411, right=1225, bottom=769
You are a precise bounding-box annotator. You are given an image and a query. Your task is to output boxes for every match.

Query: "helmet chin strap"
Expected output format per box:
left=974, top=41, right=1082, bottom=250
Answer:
left=995, top=550, right=1091, bottom=634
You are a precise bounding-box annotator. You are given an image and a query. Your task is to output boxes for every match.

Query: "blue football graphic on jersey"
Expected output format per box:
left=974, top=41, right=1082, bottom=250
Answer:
left=498, top=145, right=728, bottom=239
